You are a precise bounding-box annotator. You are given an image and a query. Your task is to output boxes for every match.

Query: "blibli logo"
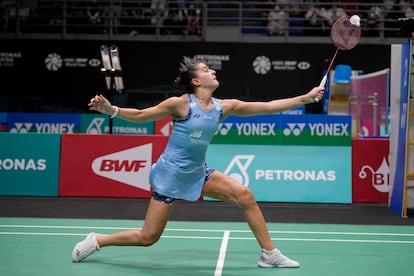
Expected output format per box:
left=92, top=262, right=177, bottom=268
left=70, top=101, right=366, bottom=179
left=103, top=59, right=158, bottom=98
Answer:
left=358, top=157, right=390, bottom=193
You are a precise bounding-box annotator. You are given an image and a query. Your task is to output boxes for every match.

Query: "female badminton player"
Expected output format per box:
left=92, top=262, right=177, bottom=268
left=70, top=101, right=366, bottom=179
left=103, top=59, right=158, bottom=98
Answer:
left=72, top=60, right=324, bottom=268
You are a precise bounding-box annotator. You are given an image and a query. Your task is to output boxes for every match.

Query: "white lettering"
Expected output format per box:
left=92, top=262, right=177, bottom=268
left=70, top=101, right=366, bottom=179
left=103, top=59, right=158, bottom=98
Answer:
left=235, top=123, right=276, bottom=136
left=255, top=169, right=336, bottom=181
left=309, top=123, right=349, bottom=136
left=0, top=158, right=46, bottom=170
left=112, top=127, right=148, bottom=134
left=34, top=123, right=75, bottom=133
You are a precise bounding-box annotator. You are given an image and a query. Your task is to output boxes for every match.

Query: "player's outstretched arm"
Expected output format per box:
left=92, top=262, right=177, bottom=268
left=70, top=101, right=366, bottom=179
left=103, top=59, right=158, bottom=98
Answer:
left=88, top=94, right=182, bottom=123
left=222, top=86, right=324, bottom=117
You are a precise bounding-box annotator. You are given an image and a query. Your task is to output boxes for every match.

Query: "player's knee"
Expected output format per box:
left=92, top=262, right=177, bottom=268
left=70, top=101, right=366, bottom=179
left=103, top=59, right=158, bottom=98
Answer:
left=236, top=186, right=256, bottom=208
left=132, top=231, right=161, bottom=247
left=140, top=233, right=161, bottom=246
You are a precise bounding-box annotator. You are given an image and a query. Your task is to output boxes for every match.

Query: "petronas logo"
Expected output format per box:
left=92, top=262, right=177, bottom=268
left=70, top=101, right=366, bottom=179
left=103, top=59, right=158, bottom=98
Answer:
left=190, top=129, right=203, bottom=138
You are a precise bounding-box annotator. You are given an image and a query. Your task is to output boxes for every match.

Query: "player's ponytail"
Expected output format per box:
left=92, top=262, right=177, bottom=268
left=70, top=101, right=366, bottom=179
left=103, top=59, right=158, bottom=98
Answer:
left=174, top=61, right=202, bottom=93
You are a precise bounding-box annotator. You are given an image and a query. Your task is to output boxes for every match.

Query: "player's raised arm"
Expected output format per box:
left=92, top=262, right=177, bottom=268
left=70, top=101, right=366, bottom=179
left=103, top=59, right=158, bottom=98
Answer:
left=222, top=86, right=324, bottom=117
left=88, top=94, right=184, bottom=123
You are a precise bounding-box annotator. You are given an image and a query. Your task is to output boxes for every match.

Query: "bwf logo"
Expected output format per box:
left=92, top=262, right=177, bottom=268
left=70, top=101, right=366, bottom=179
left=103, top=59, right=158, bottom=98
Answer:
left=92, top=144, right=152, bottom=191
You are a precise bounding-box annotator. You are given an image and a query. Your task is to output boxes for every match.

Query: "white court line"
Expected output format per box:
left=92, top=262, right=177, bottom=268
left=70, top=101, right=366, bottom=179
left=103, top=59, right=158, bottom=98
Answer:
left=1, top=224, right=414, bottom=237
left=214, top=230, right=230, bottom=276
left=1, top=231, right=414, bottom=244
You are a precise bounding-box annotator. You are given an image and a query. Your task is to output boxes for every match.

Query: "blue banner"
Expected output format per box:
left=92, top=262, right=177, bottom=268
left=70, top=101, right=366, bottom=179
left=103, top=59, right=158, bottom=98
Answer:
left=0, top=133, right=60, bottom=196
left=205, top=144, right=351, bottom=203
left=0, top=112, right=6, bottom=131
left=7, top=113, right=80, bottom=133
left=212, top=114, right=351, bottom=146
left=390, top=40, right=410, bottom=216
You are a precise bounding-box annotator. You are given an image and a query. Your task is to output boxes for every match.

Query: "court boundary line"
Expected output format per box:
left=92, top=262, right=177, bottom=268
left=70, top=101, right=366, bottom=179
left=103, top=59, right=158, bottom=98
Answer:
left=1, top=224, right=414, bottom=237
left=215, top=230, right=230, bottom=276
left=1, top=231, right=414, bottom=244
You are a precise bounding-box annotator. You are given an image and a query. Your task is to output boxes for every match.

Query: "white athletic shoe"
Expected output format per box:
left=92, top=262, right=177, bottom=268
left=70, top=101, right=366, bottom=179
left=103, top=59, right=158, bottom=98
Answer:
left=258, top=249, right=300, bottom=268
left=72, top=232, right=100, bottom=262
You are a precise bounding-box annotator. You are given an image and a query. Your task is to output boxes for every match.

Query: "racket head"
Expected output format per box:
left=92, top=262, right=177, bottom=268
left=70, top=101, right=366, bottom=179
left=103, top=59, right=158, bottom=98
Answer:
left=330, top=15, right=361, bottom=50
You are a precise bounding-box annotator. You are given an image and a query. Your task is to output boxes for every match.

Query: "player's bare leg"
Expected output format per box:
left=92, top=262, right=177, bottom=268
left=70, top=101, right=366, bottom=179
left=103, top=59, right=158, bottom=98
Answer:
left=202, top=171, right=299, bottom=268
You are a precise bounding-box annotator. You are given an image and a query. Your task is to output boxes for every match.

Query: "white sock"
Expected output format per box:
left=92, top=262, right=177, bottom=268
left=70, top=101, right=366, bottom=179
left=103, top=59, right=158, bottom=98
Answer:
left=263, top=248, right=278, bottom=255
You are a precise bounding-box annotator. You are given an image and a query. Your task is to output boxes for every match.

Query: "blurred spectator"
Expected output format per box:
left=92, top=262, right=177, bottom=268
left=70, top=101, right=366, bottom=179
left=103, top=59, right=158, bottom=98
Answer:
left=343, top=0, right=358, bottom=14
left=123, top=1, right=147, bottom=35
left=183, top=0, right=203, bottom=35
left=365, top=4, right=382, bottom=37
left=385, top=0, right=406, bottom=36
left=66, top=1, right=86, bottom=34
left=86, top=0, right=104, bottom=33
left=164, top=0, right=186, bottom=34
left=267, top=4, right=287, bottom=36
left=304, top=0, right=332, bottom=35
left=1, top=0, right=31, bottom=32
left=103, top=0, right=124, bottom=34
left=399, top=0, right=414, bottom=18
left=37, top=0, right=64, bottom=33
left=150, top=0, right=168, bottom=27
left=288, top=0, right=306, bottom=36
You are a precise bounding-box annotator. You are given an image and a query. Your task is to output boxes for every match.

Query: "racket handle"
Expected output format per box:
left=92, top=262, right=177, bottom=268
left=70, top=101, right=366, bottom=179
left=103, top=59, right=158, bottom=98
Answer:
left=314, top=75, right=327, bottom=103
left=319, top=75, right=327, bottom=88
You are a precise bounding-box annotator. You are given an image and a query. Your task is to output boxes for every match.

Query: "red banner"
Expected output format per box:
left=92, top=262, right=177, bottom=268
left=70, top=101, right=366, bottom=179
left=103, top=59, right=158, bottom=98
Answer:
left=59, top=134, right=168, bottom=198
left=352, top=138, right=389, bottom=203
left=154, top=116, right=172, bottom=136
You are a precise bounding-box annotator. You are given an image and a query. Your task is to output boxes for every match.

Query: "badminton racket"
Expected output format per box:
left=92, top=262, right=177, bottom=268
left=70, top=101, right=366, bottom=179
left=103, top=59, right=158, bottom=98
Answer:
left=315, top=15, right=361, bottom=102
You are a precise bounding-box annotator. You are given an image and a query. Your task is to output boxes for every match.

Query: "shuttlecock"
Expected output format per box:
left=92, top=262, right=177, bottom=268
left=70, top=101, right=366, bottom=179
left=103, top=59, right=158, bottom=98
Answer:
left=350, top=15, right=361, bottom=27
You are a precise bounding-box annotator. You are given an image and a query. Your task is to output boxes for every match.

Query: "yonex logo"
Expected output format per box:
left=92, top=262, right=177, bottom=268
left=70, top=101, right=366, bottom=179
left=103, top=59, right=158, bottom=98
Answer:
left=283, top=123, right=349, bottom=136
left=92, top=144, right=152, bottom=191
left=215, top=123, right=275, bottom=136
left=283, top=123, right=306, bottom=136
left=224, top=155, right=255, bottom=187
left=10, top=123, right=33, bottom=133
left=10, top=122, right=75, bottom=133
left=215, top=123, right=233, bottom=135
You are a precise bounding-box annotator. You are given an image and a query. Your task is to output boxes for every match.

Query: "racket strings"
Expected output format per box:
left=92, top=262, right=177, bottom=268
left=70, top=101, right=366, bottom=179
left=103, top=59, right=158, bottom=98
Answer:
left=330, top=16, right=361, bottom=50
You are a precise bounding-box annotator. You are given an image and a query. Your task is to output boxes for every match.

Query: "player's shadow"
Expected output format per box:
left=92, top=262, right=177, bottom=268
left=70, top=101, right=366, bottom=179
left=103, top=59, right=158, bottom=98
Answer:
left=87, top=259, right=214, bottom=276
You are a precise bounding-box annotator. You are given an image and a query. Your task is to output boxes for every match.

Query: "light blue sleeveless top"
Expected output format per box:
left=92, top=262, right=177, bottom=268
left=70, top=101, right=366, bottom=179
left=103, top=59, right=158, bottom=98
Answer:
left=149, top=93, right=223, bottom=201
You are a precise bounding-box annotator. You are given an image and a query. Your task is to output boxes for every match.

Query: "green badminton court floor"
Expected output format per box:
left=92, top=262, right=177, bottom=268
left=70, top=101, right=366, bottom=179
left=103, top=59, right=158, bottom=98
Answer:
left=1, top=217, right=414, bottom=276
